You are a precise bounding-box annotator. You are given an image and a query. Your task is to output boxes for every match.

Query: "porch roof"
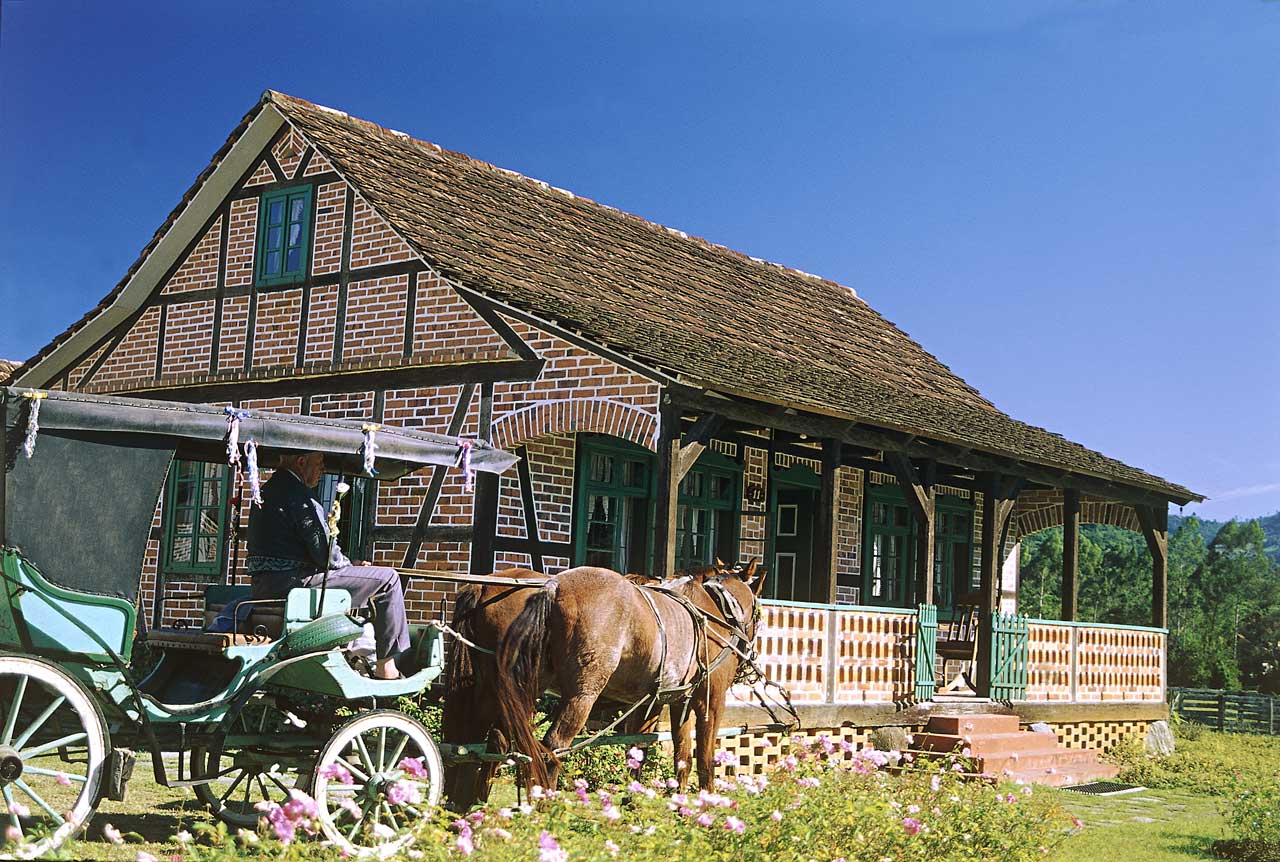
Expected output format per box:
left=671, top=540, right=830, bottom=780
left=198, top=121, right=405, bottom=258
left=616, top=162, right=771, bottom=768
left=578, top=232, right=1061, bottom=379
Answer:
left=6, top=92, right=1202, bottom=505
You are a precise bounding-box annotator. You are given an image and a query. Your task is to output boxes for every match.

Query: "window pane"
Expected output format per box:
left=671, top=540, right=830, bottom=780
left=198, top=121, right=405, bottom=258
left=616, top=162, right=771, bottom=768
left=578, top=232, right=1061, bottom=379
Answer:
left=680, top=472, right=704, bottom=499
left=268, top=200, right=285, bottom=225
left=287, top=222, right=302, bottom=249
left=267, top=226, right=283, bottom=251
left=589, top=453, right=613, bottom=484
left=198, top=509, right=221, bottom=537
left=174, top=481, right=197, bottom=509
left=712, top=474, right=734, bottom=502
left=586, top=549, right=614, bottom=568
left=894, top=505, right=909, bottom=528
left=289, top=196, right=307, bottom=223
left=622, top=460, right=646, bottom=489
left=872, top=502, right=886, bottom=527
left=197, top=537, right=219, bottom=564
left=265, top=251, right=281, bottom=275
left=774, top=553, right=797, bottom=600
left=622, top=496, right=649, bottom=574
left=201, top=480, right=221, bottom=508
left=286, top=247, right=302, bottom=273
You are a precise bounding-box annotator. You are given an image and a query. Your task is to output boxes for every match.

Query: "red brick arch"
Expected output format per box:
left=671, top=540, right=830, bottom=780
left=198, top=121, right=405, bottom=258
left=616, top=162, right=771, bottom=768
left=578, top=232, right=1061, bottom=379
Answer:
left=490, top=398, right=659, bottom=452
left=1014, top=489, right=1141, bottom=539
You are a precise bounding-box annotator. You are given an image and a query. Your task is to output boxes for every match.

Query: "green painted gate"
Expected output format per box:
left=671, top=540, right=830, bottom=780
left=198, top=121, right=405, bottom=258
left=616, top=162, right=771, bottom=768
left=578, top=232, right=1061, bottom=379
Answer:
left=988, top=611, right=1029, bottom=701
left=914, top=603, right=938, bottom=701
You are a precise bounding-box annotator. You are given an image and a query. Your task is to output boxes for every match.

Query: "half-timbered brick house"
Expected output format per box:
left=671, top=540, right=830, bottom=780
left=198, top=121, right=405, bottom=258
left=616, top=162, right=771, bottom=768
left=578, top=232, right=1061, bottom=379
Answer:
left=5, top=91, right=1202, bottom=764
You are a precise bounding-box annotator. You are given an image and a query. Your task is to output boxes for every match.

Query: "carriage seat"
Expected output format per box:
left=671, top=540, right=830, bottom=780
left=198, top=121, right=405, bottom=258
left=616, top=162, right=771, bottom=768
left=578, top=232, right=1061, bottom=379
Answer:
left=145, top=586, right=352, bottom=654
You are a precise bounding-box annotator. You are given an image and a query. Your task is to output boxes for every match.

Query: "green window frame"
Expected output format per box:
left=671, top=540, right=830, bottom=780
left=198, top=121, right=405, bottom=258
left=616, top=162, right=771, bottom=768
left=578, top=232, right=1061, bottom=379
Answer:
left=676, top=450, right=742, bottom=571
left=317, top=474, right=374, bottom=561
left=863, top=483, right=975, bottom=609
left=573, top=436, right=655, bottom=574
left=933, top=495, right=975, bottom=611
left=255, top=184, right=313, bottom=286
left=161, top=460, right=231, bottom=579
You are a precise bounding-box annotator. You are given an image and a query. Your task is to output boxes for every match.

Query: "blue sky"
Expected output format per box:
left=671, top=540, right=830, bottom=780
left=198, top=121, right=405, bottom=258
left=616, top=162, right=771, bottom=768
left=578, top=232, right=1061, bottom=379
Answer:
left=1, top=1, right=1276, bottom=522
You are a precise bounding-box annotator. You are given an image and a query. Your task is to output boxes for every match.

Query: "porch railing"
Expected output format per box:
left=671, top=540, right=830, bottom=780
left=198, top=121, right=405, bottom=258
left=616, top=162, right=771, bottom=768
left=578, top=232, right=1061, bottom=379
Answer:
left=1025, top=620, right=1166, bottom=703
left=736, top=602, right=1167, bottom=707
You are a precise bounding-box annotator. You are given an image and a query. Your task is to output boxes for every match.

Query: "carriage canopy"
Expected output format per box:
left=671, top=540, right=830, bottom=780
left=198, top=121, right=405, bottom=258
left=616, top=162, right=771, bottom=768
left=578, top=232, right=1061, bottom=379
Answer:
left=1, top=387, right=518, bottom=602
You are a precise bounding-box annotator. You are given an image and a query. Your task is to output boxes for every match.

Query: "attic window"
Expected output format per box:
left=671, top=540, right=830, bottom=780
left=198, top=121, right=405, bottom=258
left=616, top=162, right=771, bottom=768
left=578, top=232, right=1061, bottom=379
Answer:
left=255, top=185, right=313, bottom=286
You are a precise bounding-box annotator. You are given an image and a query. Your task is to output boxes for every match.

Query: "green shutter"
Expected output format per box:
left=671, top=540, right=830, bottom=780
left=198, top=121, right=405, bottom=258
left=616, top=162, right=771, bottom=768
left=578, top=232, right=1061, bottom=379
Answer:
left=256, top=185, right=313, bottom=286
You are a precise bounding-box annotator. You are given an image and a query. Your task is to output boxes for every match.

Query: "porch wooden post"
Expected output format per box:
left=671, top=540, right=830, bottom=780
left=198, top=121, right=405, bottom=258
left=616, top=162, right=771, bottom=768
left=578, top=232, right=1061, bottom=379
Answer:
left=1061, top=489, right=1080, bottom=621
left=887, top=454, right=936, bottom=606
left=1137, top=504, right=1169, bottom=629
left=652, top=394, right=681, bottom=579
left=976, top=473, right=1018, bottom=696
left=816, top=438, right=843, bottom=604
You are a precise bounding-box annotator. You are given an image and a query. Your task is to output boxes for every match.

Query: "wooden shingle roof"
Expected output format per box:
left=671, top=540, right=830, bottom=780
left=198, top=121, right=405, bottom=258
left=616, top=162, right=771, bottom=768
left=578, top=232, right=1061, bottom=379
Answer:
left=267, top=93, right=1198, bottom=503
left=11, top=91, right=1199, bottom=503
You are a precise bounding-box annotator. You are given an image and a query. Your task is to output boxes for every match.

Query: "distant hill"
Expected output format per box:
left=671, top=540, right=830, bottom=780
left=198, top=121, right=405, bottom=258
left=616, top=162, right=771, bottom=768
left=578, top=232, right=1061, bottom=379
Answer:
left=1169, top=511, right=1280, bottom=562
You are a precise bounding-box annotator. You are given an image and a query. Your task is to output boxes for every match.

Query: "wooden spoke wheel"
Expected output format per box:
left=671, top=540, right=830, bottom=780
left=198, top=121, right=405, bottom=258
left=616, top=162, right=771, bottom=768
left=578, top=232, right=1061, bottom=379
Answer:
left=193, top=692, right=317, bottom=828
left=312, top=710, right=442, bottom=859
left=0, top=655, right=108, bottom=860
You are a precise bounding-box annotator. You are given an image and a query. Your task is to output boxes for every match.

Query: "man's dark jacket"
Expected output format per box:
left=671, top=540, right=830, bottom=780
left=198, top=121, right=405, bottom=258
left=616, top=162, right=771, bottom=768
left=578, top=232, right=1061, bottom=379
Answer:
left=246, top=470, right=330, bottom=572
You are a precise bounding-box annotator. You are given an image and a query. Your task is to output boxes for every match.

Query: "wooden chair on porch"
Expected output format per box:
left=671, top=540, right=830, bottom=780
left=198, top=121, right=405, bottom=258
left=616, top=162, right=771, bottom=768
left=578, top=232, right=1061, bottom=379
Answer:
left=936, top=593, right=981, bottom=694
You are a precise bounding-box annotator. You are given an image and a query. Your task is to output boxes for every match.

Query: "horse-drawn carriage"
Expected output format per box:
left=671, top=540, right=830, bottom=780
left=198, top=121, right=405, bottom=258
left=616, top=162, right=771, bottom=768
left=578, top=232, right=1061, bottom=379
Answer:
left=0, top=386, right=794, bottom=859
left=0, top=387, right=515, bottom=858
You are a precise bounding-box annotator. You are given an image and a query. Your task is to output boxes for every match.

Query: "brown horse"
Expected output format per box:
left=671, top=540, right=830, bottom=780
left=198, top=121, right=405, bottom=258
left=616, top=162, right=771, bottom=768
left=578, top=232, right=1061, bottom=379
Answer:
left=494, top=561, right=763, bottom=791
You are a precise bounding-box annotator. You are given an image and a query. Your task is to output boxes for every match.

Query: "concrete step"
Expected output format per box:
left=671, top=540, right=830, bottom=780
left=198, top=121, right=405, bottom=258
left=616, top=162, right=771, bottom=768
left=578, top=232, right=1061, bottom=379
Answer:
left=915, top=731, right=1061, bottom=757
left=977, top=748, right=1110, bottom=777
left=1002, top=759, right=1120, bottom=788
left=926, top=713, right=1021, bottom=736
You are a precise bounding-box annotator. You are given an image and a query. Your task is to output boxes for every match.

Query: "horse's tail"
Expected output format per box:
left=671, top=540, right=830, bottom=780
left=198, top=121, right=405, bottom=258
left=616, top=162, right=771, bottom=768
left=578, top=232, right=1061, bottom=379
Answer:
left=444, top=585, right=481, bottom=698
left=495, top=585, right=557, bottom=790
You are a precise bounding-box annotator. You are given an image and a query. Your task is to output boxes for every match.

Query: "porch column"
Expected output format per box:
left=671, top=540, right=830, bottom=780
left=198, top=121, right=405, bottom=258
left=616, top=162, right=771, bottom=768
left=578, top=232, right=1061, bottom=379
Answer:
left=1061, top=489, right=1080, bottom=621
left=652, top=395, right=680, bottom=579
left=976, top=473, right=1019, bottom=696
left=887, top=453, right=936, bottom=606
left=1137, top=504, right=1169, bottom=629
left=816, top=438, right=843, bottom=604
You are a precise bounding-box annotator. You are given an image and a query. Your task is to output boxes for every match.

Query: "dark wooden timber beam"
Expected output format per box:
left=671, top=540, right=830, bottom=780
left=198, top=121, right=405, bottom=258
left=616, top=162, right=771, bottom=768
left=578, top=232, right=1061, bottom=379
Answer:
left=1061, top=489, right=1081, bottom=621
left=886, top=452, right=937, bottom=606
left=668, top=385, right=1179, bottom=507
left=401, top=383, right=476, bottom=568
left=675, top=412, right=724, bottom=482
left=1136, top=504, right=1169, bottom=629
left=816, top=438, right=843, bottom=604
left=469, top=382, right=499, bottom=575
left=104, top=359, right=544, bottom=402
left=652, top=394, right=681, bottom=579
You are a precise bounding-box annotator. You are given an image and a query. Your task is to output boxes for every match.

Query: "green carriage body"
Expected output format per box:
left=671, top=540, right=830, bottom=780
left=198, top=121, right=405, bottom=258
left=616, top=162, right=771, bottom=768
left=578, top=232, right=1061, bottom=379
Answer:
left=0, top=387, right=515, bottom=856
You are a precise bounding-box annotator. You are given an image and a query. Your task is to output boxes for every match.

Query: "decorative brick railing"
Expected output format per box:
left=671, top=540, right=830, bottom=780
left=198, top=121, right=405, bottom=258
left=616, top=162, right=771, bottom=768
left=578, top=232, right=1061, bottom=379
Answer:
left=1025, top=620, right=1166, bottom=703
left=738, top=605, right=1166, bottom=708
left=733, top=601, right=918, bottom=706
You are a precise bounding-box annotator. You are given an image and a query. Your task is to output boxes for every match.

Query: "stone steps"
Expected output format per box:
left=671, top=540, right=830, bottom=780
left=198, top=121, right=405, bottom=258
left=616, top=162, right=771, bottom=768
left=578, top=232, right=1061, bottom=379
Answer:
left=910, top=712, right=1118, bottom=787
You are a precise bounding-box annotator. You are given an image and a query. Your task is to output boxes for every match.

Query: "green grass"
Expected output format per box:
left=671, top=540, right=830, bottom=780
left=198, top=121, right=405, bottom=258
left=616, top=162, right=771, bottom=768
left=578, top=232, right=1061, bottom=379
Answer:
left=1050, top=788, right=1225, bottom=862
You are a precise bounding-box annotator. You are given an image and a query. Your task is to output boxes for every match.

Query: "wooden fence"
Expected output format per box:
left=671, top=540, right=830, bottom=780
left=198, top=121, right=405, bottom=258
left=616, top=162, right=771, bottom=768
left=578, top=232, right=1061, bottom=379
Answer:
left=1169, top=687, right=1280, bottom=735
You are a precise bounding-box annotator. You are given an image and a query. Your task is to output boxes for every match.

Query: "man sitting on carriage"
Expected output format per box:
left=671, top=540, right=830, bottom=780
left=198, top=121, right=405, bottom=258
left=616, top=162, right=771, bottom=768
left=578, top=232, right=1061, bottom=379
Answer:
left=246, top=451, right=409, bottom=680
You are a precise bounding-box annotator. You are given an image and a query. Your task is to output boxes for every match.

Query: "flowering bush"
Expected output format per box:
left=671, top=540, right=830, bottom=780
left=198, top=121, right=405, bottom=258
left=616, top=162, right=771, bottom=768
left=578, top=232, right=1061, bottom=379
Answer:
left=75, top=735, right=1076, bottom=862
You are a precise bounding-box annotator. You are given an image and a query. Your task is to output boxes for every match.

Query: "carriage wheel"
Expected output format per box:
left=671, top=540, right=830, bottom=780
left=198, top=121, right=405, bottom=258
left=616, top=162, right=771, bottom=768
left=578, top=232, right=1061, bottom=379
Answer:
left=0, top=655, right=108, bottom=860
left=192, top=692, right=317, bottom=828
left=312, top=710, right=442, bottom=859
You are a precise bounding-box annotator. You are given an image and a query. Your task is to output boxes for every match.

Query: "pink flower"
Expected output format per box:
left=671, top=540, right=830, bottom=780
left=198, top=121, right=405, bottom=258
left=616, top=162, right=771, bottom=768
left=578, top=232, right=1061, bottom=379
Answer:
left=930, top=774, right=942, bottom=792
left=388, top=779, right=422, bottom=807
left=902, top=817, right=924, bottom=836
left=399, top=756, right=429, bottom=779
left=136, top=853, right=158, bottom=862
left=1002, top=793, right=1017, bottom=804
left=724, top=815, right=746, bottom=834
left=4, top=827, right=21, bottom=844
left=796, top=777, right=820, bottom=788
left=283, top=789, right=318, bottom=821
left=626, top=746, right=645, bottom=770
left=605, top=839, right=620, bottom=858
left=1072, top=816, right=1085, bottom=830
left=628, top=780, right=645, bottom=793
left=455, top=831, right=474, bottom=856
left=907, top=804, right=920, bottom=814
left=7, top=803, right=28, bottom=818
left=103, top=824, right=124, bottom=845
left=486, top=827, right=512, bottom=842
left=530, top=785, right=546, bottom=800
left=538, top=831, right=568, bottom=862
left=696, top=812, right=714, bottom=827
left=339, top=798, right=362, bottom=818
left=770, top=810, right=783, bottom=822
left=713, top=749, right=736, bottom=766
left=319, top=762, right=353, bottom=784
left=55, top=773, right=71, bottom=787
